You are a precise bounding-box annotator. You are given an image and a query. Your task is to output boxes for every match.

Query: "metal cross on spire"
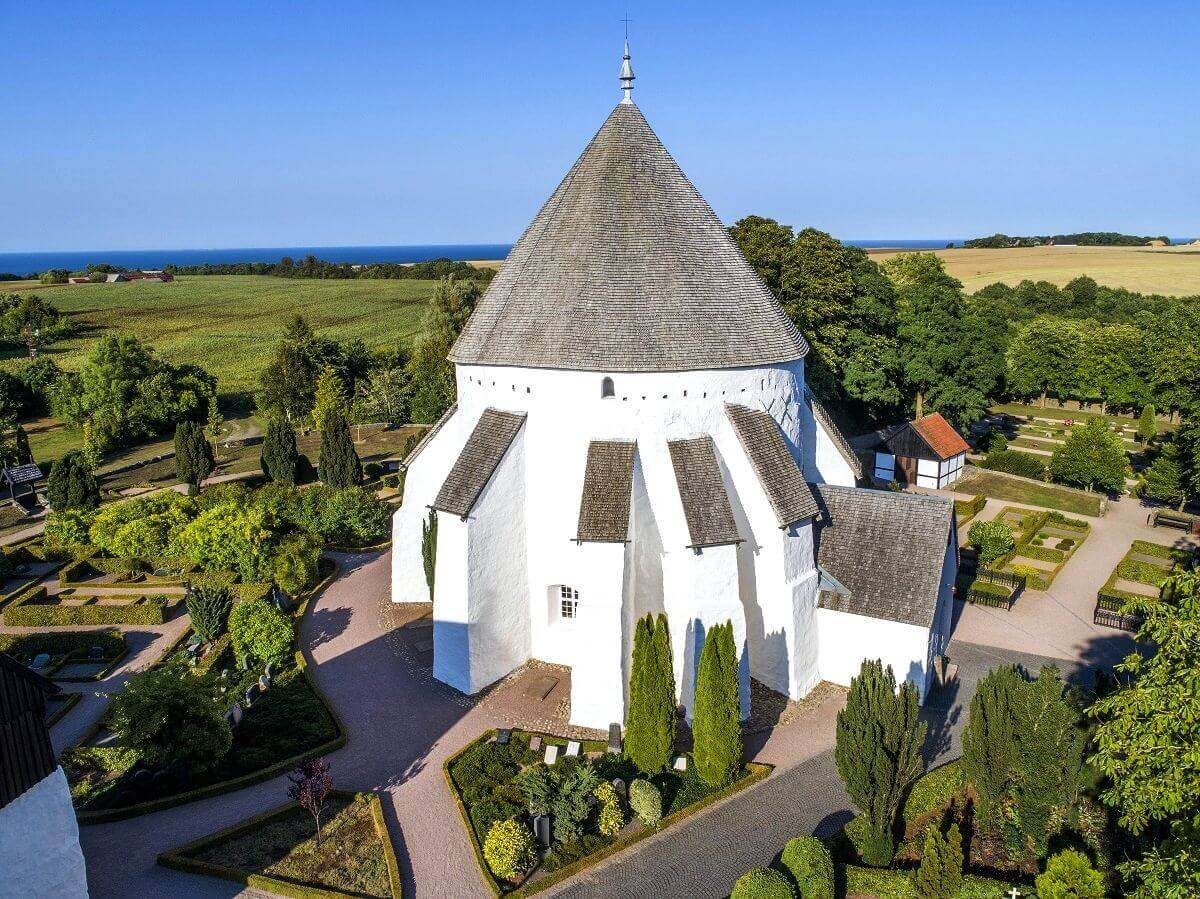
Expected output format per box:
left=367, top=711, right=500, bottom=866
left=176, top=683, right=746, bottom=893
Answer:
left=619, top=22, right=635, bottom=104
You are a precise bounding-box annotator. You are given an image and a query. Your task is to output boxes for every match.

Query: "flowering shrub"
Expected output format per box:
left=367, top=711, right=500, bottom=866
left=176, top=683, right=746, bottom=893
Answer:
left=593, top=781, right=625, bottom=836
left=482, top=817, right=536, bottom=883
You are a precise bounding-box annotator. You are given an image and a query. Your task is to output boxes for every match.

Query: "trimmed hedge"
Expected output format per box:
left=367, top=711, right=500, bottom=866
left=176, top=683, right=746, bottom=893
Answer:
left=980, top=449, right=1047, bottom=480
left=954, top=494, right=987, bottom=523
left=731, top=867, right=795, bottom=899
left=157, top=791, right=401, bottom=898
left=0, top=629, right=125, bottom=659
left=4, top=592, right=167, bottom=627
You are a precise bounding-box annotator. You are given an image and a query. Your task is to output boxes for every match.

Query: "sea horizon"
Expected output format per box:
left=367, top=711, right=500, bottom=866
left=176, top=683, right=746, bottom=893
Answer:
left=2, top=237, right=1195, bottom=277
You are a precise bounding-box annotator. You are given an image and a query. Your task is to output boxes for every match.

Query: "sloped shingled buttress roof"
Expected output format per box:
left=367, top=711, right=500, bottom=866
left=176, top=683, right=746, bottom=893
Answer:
left=449, top=102, right=808, bottom=372
left=725, top=404, right=818, bottom=527
left=576, top=441, right=636, bottom=542
left=668, top=437, right=742, bottom=548
left=432, top=409, right=526, bottom=518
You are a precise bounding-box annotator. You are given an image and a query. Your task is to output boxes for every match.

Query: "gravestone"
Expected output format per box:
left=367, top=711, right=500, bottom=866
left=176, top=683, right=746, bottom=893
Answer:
left=264, top=661, right=275, bottom=679
left=495, top=728, right=511, bottom=745
left=258, top=674, right=270, bottom=692
left=244, top=684, right=258, bottom=707
left=529, top=735, right=542, bottom=752
left=219, top=668, right=230, bottom=680
left=31, top=653, right=51, bottom=669
left=611, top=778, right=627, bottom=801
left=151, top=770, right=170, bottom=791
left=533, top=814, right=552, bottom=851
left=673, top=756, right=687, bottom=772
left=607, top=723, right=622, bottom=754
left=565, top=740, right=581, bottom=757
left=543, top=744, right=559, bottom=765
left=225, top=702, right=243, bottom=727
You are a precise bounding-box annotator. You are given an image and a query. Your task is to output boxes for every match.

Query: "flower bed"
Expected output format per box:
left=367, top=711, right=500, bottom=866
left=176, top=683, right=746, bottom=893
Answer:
left=444, top=729, right=771, bottom=897
left=158, top=791, right=401, bottom=898
left=1093, top=540, right=1191, bottom=629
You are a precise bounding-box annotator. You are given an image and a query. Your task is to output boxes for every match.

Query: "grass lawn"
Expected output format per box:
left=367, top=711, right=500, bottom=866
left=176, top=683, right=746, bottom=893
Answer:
left=991, top=401, right=1174, bottom=433
left=954, top=468, right=1103, bottom=517
left=4, top=275, right=438, bottom=401
left=869, top=244, right=1200, bottom=296
left=185, top=794, right=394, bottom=898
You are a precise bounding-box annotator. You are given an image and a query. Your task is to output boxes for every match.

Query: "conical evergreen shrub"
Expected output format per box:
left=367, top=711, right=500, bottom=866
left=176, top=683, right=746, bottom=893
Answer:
left=261, top=415, right=299, bottom=484
left=912, top=824, right=963, bottom=899
left=624, top=614, right=676, bottom=774
left=318, top=408, right=360, bottom=488
left=692, top=621, right=743, bottom=787
left=174, top=420, right=215, bottom=495
left=47, top=450, right=100, bottom=511
left=651, top=613, right=677, bottom=769
left=834, top=659, right=926, bottom=867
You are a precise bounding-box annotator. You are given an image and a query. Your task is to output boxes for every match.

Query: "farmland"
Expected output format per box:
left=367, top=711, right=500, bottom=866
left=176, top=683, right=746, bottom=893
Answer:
left=869, top=244, right=1200, bottom=296
left=1, top=275, right=439, bottom=399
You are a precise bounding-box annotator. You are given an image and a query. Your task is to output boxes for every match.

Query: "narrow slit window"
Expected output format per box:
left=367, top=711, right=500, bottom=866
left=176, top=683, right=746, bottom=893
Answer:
left=601, top=377, right=615, bottom=398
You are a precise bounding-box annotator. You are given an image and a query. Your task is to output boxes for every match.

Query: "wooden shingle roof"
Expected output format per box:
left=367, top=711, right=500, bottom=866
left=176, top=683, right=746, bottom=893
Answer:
left=450, top=102, right=808, bottom=372
left=667, top=437, right=741, bottom=549
left=431, top=409, right=526, bottom=518
left=576, top=441, right=636, bottom=542
left=813, top=485, right=954, bottom=628
left=725, top=404, right=818, bottom=527
left=0, top=653, right=59, bottom=811
left=807, top=390, right=864, bottom=480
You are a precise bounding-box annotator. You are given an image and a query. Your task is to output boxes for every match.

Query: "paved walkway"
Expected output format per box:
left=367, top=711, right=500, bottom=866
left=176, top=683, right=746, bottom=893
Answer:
left=944, top=490, right=1194, bottom=667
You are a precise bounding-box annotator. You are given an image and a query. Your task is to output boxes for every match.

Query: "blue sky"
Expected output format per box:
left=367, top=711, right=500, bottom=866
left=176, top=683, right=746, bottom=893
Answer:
left=5, top=1, right=1197, bottom=251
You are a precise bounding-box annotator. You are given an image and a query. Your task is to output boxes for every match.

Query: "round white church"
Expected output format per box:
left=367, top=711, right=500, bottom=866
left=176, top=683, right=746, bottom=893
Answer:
left=392, top=47, right=958, bottom=731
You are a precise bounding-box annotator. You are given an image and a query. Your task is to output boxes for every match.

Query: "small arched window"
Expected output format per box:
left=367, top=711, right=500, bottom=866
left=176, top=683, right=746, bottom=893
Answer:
left=601, top=377, right=615, bottom=399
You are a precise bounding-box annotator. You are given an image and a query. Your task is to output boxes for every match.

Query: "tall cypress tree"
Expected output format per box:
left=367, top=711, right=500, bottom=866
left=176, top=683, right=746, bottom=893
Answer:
left=692, top=621, right=743, bottom=788
left=624, top=614, right=655, bottom=772
left=13, top=425, right=32, bottom=465
left=961, top=665, right=1020, bottom=833
left=421, top=510, right=437, bottom=601
left=174, top=420, right=215, bottom=495
left=651, top=613, right=677, bottom=771
left=261, top=415, right=299, bottom=484
left=46, top=450, right=100, bottom=511
left=318, top=408, right=360, bottom=488
left=834, top=659, right=926, bottom=867
left=1137, top=403, right=1157, bottom=442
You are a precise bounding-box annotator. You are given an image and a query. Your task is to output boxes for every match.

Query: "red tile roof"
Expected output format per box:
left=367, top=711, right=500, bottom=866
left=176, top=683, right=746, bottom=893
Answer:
left=910, top=412, right=970, bottom=460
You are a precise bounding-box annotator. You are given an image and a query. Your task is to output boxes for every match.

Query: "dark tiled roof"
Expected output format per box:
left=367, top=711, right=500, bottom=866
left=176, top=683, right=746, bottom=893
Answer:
left=813, top=484, right=954, bottom=628
left=576, top=441, right=636, bottom=542
left=450, top=102, right=808, bottom=372
left=0, top=653, right=59, bottom=811
left=807, top=390, right=864, bottom=480
left=667, top=437, right=741, bottom=548
left=401, top=402, right=457, bottom=470
left=725, top=404, right=818, bottom=527
left=431, top=409, right=526, bottom=517
left=908, top=413, right=971, bottom=460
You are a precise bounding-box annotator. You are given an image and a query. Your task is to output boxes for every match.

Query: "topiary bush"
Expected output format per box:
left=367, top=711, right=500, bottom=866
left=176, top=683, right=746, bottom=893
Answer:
left=482, top=818, right=536, bottom=884
left=1034, top=849, right=1105, bottom=899
left=912, top=823, right=963, bottom=899
left=228, top=597, right=294, bottom=666
left=967, top=520, right=1015, bottom=565
left=731, top=866, right=796, bottom=899
left=780, top=835, right=833, bottom=899
left=185, top=585, right=232, bottom=644
left=629, top=778, right=662, bottom=827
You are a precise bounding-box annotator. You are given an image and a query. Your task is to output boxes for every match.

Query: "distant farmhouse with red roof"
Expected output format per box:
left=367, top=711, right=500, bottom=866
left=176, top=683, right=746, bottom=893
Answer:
left=872, top=412, right=970, bottom=489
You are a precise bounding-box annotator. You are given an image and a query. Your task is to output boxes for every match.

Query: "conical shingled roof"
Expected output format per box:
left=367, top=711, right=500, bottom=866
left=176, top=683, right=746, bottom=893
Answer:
left=449, top=102, right=808, bottom=372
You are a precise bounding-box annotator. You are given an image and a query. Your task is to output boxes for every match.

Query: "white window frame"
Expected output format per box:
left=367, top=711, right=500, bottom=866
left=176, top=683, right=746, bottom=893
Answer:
left=553, top=585, right=580, bottom=623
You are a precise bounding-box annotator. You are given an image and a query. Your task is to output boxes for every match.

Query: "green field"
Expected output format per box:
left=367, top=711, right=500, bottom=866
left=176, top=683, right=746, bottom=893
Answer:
left=4, top=276, right=438, bottom=400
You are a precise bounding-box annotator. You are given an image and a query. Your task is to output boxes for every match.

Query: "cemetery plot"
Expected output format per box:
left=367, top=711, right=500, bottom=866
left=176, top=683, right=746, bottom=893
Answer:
left=445, top=728, right=770, bottom=896
left=1094, top=540, right=1193, bottom=630
left=988, top=506, right=1091, bottom=591
left=158, top=791, right=401, bottom=899
left=1, top=585, right=171, bottom=626
left=0, top=629, right=127, bottom=682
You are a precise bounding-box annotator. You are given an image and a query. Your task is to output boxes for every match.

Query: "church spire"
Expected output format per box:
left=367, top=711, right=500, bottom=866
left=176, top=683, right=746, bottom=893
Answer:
left=619, top=39, right=635, bottom=104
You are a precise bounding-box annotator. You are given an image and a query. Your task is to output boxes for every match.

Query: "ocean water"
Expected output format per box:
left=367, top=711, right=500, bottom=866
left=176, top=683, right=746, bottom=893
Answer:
left=5, top=238, right=1192, bottom=277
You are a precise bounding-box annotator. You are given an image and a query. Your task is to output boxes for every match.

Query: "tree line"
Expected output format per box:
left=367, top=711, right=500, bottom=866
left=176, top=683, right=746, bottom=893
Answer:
left=965, top=232, right=1172, bottom=248
left=162, top=254, right=495, bottom=282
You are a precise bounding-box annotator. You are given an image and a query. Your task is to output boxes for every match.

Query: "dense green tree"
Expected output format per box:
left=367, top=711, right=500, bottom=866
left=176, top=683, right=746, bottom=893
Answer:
left=692, top=621, right=743, bottom=788
left=229, top=597, right=294, bottom=667
left=46, top=450, right=101, bottom=511
left=317, top=408, right=360, bottom=488
left=256, top=314, right=351, bottom=421
left=185, top=585, right=232, bottom=645
left=261, top=416, right=300, bottom=484
left=547, top=758, right=600, bottom=844
left=406, top=277, right=482, bottom=423
left=174, top=420, right=215, bottom=495
left=960, top=665, right=1021, bottom=832
left=728, top=220, right=902, bottom=418
left=1005, top=316, right=1082, bottom=406
left=967, top=519, right=1015, bottom=565
left=11, top=424, right=31, bottom=465
left=1141, top=441, right=1184, bottom=508
left=1137, top=403, right=1158, bottom=442
left=1145, top=300, right=1200, bottom=419
left=49, top=335, right=215, bottom=453
left=311, top=366, right=348, bottom=432
left=1049, top=417, right=1128, bottom=493
left=109, top=667, right=231, bottom=772
left=272, top=532, right=321, bottom=595
left=1078, top=323, right=1147, bottom=413
left=1176, top=417, right=1200, bottom=506
left=834, top=659, right=926, bottom=866
left=912, top=824, right=963, bottom=899
left=353, top=365, right=410, bottom=425
left=1089, top=572, right=1200, bottom=897
left=730, top=867, right=796, bottom=899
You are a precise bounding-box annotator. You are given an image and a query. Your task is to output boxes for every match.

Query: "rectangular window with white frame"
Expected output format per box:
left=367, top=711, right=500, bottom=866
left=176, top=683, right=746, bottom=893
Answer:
left=559, top=586, right=579, bottom=621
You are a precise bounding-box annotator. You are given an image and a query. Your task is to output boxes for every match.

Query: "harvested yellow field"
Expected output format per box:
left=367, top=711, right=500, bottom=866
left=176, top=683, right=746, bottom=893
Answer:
left=869, top=245, right=1200, bottom=296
